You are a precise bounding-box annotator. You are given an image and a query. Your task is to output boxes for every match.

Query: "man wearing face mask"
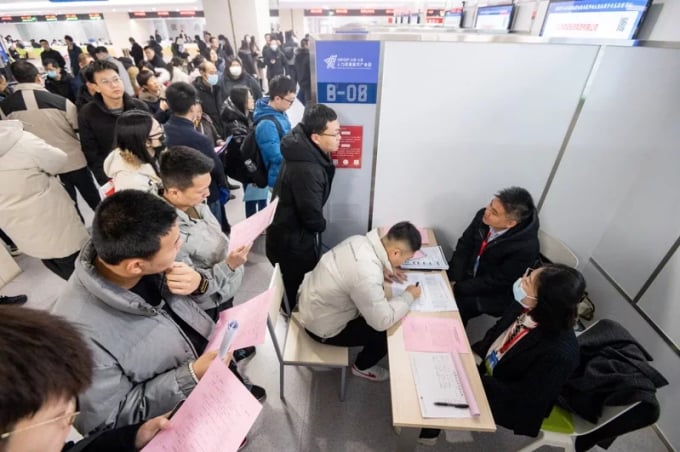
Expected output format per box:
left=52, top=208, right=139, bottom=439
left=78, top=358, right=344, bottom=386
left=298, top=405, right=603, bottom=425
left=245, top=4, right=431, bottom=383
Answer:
left=262, top=38, right=284, bottom=84
left=192, top=61, right=225, bottom=138
left=448, top=186, right=540, bottom=326
left=219, top=56, right=263, bottom=104
left=43, top=59, right=78, bottom=102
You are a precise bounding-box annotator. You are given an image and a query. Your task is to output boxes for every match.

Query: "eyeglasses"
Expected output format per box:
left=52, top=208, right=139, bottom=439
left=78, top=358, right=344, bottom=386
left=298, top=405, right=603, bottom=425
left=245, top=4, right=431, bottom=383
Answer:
left=1, top=410, right=79, bottom=439
left=97, top=77, right=122, bottom=87
left=281, top=97, right=296, bottom=105
left=320, top=132, right=342, bottom=138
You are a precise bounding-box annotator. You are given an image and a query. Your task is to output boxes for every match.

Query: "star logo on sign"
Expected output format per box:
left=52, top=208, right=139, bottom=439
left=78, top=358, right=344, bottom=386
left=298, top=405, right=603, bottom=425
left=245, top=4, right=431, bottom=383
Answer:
left=324, top=54, right=337, bottom=69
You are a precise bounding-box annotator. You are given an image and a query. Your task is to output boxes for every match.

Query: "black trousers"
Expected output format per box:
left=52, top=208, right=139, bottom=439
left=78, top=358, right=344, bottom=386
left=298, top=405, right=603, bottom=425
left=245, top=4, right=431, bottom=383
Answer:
left=42, top=251, right=79, bottom=280
left=59, top=167, right=101, bottom=212
left=457, top=294, right=510, bottom=326
left=307, top=316, right=387, bottom=370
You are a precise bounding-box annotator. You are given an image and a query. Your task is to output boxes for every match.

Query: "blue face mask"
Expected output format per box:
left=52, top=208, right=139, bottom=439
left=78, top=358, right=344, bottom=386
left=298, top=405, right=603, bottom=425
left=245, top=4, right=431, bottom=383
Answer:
left=207, top=74, right=219, bottom=86
left=513, top=278, right=536, bottom=308
left=46, top=70, right=58, bottom=79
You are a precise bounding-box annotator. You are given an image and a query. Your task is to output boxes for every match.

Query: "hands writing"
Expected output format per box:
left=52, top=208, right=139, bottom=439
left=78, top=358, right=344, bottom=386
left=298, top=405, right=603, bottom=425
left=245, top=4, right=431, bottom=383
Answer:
left=226, top=244, right=251, bottom=271
left=165, top=262, right=202, bottom=295
left=405, top=284, right=422, bottom=299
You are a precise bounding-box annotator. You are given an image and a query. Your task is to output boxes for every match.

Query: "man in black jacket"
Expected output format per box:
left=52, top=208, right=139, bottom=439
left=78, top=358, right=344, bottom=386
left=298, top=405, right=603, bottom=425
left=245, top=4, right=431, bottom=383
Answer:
left=78, top=59, right=148, bottom=184
left=295, top=38, right=311, bottom=105
left=39, top=39, right=66, bottom=70
left=192, top=61, right=224, bottom=138
left=266, top=104, right=339, bottom=312
left=64, top=35, right=82, bottom=77
left=129, top=37, right=144, bottom=65
left=449, top=186, right=540, bottom=325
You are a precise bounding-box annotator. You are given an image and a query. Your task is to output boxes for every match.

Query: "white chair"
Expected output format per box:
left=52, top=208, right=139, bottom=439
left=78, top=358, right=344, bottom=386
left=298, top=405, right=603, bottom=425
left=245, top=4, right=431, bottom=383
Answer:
left=538, top=230, right=579, bottom=268
left=265, top=264, right=349, bottom=401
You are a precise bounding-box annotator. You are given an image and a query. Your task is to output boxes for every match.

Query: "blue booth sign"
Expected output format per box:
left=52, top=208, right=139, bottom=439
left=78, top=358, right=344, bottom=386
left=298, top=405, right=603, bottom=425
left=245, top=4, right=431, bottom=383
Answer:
left=316, top=40, right=380, bottom=104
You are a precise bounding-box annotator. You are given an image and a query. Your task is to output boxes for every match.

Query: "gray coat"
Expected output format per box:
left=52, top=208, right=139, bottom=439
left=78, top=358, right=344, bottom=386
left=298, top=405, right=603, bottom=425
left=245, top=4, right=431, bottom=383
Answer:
left=175, top=202, right=244, bottom=312
left=52, top=241, right=215, bottom=435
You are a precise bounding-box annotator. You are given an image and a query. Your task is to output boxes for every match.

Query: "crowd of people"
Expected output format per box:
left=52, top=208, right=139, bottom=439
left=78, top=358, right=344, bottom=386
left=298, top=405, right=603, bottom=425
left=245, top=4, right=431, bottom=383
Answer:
left=0, top=29, right=594, bottom=451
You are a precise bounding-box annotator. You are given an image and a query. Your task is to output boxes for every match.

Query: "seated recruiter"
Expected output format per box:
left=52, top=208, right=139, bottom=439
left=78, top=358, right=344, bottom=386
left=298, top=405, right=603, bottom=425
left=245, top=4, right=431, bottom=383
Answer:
left=448, top=187, right=539, bottom=325
left=51, top=191, right=231, bottom=435
left=298, top=222, right=422, bottom=382
left=418, top=263, right=584, bottom=445
left=0, top=305, right=170, bottom=452
left=160, top=145, right=257, bottom=363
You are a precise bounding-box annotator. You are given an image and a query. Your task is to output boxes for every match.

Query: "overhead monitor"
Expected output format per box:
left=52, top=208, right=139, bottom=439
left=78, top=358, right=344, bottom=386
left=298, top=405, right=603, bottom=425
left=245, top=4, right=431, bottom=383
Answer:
left=444, top=8, right=463, bottom=28
left=475, top=4, right=515, bottom=31
left=541, top=0, right=652, bottom=40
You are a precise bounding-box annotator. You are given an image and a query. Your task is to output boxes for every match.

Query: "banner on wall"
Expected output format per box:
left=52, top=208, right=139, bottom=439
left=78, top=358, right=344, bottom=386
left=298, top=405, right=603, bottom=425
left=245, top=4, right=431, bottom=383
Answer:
left=333, top=126, right=363, bottom=169
left=316, top=40, right=380, bottom=104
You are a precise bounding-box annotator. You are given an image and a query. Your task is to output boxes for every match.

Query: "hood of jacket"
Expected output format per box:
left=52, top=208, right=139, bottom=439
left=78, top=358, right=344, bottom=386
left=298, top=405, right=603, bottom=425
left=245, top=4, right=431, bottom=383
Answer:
left=253, top=97, right=286, bottom=123
left=281, top=123, right=334, bottom=169
left=0, top=120, right=23, bottom=157
left=502, top=209, right=540, bottom=243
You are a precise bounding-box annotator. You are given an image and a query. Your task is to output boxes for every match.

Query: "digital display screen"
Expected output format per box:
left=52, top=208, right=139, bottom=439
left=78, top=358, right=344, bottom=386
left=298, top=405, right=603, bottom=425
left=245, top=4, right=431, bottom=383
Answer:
left=541, top=0, right=651, bottom=39
left=444, top=9, right=463, bottom=28
left=475, top=5, right=515, bottom=31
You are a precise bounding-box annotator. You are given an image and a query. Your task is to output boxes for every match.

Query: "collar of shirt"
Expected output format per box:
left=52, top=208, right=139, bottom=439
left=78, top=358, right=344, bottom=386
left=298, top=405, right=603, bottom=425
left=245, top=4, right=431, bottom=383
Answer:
left=487, top=226, right=509, bottom=243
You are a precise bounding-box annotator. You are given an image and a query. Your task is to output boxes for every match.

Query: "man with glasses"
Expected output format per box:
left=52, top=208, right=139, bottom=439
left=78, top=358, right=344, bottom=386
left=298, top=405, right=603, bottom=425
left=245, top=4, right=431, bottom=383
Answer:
left=78, top=59, right=148, bottom=184
left=448, top=186, right=540, bottom=326
left=265, top=104, right=339, bottom=313
left=0, top=306, right=169, bottom=452
left=93, top=46, right=134, bottom=96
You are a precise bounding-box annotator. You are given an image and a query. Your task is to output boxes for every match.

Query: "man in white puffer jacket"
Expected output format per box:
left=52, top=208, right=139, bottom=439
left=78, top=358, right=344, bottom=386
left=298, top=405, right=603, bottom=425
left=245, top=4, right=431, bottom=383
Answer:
left=298, top=222, right=423, bottom=382
left=0, top=120, right=89, bottom=279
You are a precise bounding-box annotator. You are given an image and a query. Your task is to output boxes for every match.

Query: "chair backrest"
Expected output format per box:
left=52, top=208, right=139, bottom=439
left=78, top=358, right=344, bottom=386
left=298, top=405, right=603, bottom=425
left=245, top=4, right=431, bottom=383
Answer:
left=538, top=230, right=579, bottom=268
left=268, top=263, right=285, bottom=327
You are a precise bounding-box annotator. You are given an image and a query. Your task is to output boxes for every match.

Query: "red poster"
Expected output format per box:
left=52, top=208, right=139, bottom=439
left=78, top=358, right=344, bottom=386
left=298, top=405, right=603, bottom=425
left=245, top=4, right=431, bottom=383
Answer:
left=333, top=126, right=363, bottom=169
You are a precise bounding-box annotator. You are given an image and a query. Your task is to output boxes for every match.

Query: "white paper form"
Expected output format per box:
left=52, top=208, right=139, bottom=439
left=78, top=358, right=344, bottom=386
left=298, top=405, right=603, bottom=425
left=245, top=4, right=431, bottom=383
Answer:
left=410, top=352, right=470, bottom=419
left=400, top=246, right=449, bottom=270
left=391, top=272, right=457, bottom=312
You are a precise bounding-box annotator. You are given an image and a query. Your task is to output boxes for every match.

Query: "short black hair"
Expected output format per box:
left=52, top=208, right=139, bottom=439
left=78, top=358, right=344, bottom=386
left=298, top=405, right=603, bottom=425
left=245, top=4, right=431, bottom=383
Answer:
left=160, top=146, right=215, bottom=190
left=92, top=190, right=177, bottom=265
left=94, top=46, right=109, bottom=55
left=39, top=39, right=48, bottom=44
left=64, top=35, right=73, bottom=42
left=530, top=263, right=586, bottom=332
left=80, top=63, right=95, bottom=84
left=43, top=58, right=58, bottom=69
left=0, top=306, right=93, bottom=434
left=136, top=69, right=155, bottom=87
left=166, top=81, right=197, bottom=115
left=88, top=59, right=119, bottom=83
left=301, top=38, right=309, bottom=48
left=113, top=110, right=156, bottom=167
left=386, top=221, right=422, bottom=252
left=143, top=45, right=154, bottom=53
left=268, top=75, right=296, bottom=100
left=496, top=186, right=535, bottom=223
left=302, top=104, right=338, bottom=135
left=10, top=60, right=39, bottom=83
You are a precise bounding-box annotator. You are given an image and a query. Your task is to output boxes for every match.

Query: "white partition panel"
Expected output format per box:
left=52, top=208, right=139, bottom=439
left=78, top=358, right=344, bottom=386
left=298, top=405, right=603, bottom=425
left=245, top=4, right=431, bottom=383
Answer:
left=372, top=41, right=598, bottom=251
left=541, top=47, right=680, bottom=294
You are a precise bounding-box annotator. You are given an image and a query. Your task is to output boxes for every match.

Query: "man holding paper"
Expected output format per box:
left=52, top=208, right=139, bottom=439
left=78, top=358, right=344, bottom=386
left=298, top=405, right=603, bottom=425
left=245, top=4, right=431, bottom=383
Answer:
left=298, top=222, right=422, bottom=382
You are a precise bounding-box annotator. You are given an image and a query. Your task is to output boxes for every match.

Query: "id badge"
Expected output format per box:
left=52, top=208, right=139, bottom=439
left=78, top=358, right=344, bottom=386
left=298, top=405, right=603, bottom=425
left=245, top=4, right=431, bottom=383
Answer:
left=485, top=350, right=499, bottom=376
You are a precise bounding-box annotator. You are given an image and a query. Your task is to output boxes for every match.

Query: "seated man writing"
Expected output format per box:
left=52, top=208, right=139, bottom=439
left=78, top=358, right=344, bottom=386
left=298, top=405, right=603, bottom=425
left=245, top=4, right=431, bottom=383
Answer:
left=448, top=187, right=539, bottom=325
left=52, top=191, right=233, bottom=435
left=298, top=222, right=422, bottom=382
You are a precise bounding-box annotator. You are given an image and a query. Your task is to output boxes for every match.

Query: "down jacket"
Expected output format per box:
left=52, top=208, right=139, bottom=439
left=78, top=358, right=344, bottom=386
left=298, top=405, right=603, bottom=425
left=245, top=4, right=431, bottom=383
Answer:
left=0, top=120, right=88, bottom=259
left=298, top=229, right=415, bottom=338
left=253, top=97, right=291, bottom=187
left=52, top=241, right=214, bottom=435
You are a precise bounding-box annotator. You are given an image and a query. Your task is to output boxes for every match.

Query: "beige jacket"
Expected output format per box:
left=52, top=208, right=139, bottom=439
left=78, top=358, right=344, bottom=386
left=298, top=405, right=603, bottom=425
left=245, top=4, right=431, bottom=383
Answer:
left=103, top=148, right=162, bottom=194
left=0, top=83, right=87, bottom=173
left=0, top=120, right=89, bottom=258
left=298, top=229, right=414, bottom=338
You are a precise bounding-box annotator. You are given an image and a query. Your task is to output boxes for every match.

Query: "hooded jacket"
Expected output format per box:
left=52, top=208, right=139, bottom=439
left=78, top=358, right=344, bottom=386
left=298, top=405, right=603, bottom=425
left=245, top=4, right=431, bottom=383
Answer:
left=51, top=241, right=214, bottom=435
left=253, top=97, right=291, bottom=187
left=78, top=93, right=149, bottom=184
left=103, top=148, right=161, bottom=194
left=298, top=229, right=415, bottom=338
left=0, top=120, right=89, bottom=259
left=218, top=71, right=262, bottom=105
left=449, top=207, right=540, bottom=314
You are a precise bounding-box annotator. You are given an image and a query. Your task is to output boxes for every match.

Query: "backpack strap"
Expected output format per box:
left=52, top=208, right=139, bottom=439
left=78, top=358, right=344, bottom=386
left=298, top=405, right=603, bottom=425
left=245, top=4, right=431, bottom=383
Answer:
left=256, top=114, right=285, bottom=139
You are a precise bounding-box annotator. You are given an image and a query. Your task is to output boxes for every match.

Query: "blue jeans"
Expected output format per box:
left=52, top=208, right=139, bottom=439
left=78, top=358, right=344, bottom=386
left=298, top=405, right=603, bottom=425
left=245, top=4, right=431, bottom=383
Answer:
left=245, top=199, right=267, bottom=218
left=208, top=200, right=223, bottom=223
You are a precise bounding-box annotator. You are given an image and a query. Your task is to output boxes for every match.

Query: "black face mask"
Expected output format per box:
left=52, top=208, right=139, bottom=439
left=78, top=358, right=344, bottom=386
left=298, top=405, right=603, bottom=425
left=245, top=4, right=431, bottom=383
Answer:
left=148, top=134, right=166, bottom=155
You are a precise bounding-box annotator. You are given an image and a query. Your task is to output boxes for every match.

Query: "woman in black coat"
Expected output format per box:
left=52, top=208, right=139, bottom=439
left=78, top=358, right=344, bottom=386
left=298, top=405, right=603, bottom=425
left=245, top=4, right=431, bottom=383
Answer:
left=419, top=263, right=585, bottom=446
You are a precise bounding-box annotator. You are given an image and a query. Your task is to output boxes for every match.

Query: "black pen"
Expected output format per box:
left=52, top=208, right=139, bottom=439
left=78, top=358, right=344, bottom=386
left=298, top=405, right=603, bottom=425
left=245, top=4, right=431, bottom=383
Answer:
left=434, top=402, right=469, bottom=408
left=416, top=282, right=420, bottom=287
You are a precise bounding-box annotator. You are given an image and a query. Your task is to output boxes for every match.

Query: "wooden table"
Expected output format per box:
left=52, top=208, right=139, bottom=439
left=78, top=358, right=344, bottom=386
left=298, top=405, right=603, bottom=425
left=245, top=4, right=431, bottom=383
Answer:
left=387, top=229, right=495, bottom=451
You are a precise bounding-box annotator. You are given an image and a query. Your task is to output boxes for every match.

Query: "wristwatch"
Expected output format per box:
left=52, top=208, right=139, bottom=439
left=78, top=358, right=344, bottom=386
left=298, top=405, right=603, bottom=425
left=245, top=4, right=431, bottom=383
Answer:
left=191, top=274, right=209, bottom=296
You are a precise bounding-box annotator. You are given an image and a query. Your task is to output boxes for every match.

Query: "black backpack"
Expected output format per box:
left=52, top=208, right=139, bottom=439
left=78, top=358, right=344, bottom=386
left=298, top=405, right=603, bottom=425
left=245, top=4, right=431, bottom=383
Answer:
left=225, top=115, right=284, bottom=188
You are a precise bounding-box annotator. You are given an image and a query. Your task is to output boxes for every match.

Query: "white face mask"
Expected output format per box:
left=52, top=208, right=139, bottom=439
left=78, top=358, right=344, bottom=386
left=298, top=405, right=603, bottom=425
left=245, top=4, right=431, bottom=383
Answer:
left=270, top=45, right=278, bottom=51
left=229, top=66, right=242, bottom=77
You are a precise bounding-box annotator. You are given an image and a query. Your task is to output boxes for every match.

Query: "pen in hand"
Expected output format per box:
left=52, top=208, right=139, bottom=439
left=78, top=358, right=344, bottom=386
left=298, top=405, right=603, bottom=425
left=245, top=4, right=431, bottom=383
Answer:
left=416, top=282, right=420, bottom=287
left=434, top=402, right=469, bottom=408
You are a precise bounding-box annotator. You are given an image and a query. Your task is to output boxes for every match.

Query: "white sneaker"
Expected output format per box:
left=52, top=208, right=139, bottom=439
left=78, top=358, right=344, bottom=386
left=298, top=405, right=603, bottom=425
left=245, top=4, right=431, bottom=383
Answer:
left=351, top=363, right=389, bottom=382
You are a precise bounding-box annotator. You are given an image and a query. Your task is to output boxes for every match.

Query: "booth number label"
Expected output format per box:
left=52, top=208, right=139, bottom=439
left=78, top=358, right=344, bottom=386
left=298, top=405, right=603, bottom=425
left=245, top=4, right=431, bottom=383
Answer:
left=317, top=83, right=377, bottom=104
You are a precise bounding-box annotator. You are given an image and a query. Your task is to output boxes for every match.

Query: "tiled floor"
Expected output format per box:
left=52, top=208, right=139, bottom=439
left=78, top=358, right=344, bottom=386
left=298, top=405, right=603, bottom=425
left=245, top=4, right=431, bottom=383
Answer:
left=0, top=188, right=671, bottom=452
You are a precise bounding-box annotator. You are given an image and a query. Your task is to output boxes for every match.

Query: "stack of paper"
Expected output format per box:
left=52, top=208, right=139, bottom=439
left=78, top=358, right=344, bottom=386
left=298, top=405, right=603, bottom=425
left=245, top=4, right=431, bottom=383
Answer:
left=228, top=198, right=279, bottom=254
left=400, top=246, right=449, bottom=270
left=410, top=352, right=469, bottom=418
left=391, top=272, right=457, bottom=312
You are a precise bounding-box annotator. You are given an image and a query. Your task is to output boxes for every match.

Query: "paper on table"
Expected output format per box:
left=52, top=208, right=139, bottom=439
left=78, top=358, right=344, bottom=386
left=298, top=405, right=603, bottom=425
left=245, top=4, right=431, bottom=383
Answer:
left=206, top=287, right=274, bottom=353
left=142, top=360, right=262, bottom=452
left=228, top=198, right=279, bottom=254
left=410, top=352, right=469, bottom=418
left=380, top=225, right=430, bottom=245
left=401, top=315, right=467, bottom=354
left=391, top=272, right=457, bottom=312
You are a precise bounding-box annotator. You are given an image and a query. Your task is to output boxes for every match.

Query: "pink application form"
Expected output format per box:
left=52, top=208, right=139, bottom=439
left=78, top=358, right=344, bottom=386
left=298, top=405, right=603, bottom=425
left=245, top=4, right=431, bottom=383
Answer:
left=228, top=198, right=279, bottom=253
left=142, top=360, right=262, bottom=452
